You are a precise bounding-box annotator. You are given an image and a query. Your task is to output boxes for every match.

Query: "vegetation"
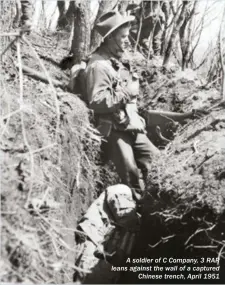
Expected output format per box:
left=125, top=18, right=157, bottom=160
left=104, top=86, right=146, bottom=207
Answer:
left=0, top=0, right=225, bottom=283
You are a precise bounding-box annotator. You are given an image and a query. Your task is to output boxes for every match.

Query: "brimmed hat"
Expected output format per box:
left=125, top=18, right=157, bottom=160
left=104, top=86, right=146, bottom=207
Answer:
left=95, top=10, right=135, bottom=40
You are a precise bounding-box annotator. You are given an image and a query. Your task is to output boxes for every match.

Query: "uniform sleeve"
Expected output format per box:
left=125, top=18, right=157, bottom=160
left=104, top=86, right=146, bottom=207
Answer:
left=86, top=62, right=129, bottom=114
left=21, top=0, right=32, bottom=24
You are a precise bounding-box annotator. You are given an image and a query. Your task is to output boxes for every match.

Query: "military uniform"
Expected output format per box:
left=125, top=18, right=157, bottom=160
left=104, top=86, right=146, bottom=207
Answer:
left=74, top=184, right=139, bottom=283
left=85, top=44, right=160, bottom=191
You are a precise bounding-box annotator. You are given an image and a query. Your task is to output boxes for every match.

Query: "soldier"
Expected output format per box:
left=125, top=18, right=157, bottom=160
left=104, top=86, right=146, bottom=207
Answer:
left=85, top=10, right=160, bottom=198
left=84, top=10, right=207, bottom=199
left=73, top=184, right=139, bottom=283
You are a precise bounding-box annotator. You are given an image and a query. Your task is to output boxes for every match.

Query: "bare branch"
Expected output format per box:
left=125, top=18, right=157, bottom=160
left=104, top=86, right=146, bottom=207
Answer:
left=134, top=2, right=143, bottom=53
left=185, top=224, right=216, bottom=247
left=22, top=36, right=60, bottom=146
left=163, top=1, right=189, bottom=66
left=16, top=38, right=35, bottom=209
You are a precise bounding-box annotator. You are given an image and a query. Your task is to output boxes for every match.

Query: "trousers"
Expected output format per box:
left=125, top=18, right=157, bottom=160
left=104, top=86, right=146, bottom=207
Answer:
left=104, top=131, right=160, bottom=191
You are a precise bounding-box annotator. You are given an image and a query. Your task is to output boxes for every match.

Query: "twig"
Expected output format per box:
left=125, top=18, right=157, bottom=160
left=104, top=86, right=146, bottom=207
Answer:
left=0, top=81, right=11, bottom=140
left=1, top=36, right=20, bottom=59
left=191, top=139, right=199, bottom=154
left=76, top=158, right=81, bottom=188
left=3, top=219, right=38, bottom=252
left=33, top=265, right=48, bottom=282
left=161, top=234, right=176, bottom=242
left=50, top=261, right=91, bottom=274
left=16, top=39, right=34, bottom=209
left=147, top=21, right=156, bottom=64
left=0, top=32, right=20, bottom=36
left=217, top=243, right=225, bottom=265
left=129, top=35, right=147, bottom=59
left=39, top=222, right=61, bottom=257
left=134, top=3, right=143, bottom=53
left=15, top=64, right=66, bottom=88
left=194, top=149, right=217, bottom=172
left=186, top=243, right=218, bottom=250
left=205, top=234, right=225, bottom=247
left=1, top=211, right=17, bottom=215
left=207, top=100, right=225, bottom=112
left=31, top=143, right=57, bottom=155
left=185, top=224, right=216, bottom=246
left=39, top=186, right=51, bottom=208
left=22, top=36, right=60, bottom=151
left=39, top=100, right=56, bottom=112
left=148, top=240, right=162, bottom=248
left=150, top=211, right=182, bottom=221
left=32, top=237, right=48, bottom=267
left=203, top=75, right=222, bottom=89
left=35, top=211, right=62, bottom=235
left=178, top=120, right=194, bottom=135
left=1, top=108, right=23, bottom=121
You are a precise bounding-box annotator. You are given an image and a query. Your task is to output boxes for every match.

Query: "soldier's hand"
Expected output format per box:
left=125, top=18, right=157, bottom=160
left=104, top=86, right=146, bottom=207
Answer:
left=125, top=117, right=146, bottom=133
left=123, top=75, right=140, bottom=100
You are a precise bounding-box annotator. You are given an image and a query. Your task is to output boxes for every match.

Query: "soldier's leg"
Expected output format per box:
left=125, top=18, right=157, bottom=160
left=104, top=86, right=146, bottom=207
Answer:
left=133, top=133, right=160, bottom=185
left=107, top=131, right=141, bottom=190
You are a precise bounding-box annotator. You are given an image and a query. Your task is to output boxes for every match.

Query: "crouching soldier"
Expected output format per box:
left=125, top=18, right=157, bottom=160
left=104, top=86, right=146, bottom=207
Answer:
left=73, top=184, right=140, bottom=284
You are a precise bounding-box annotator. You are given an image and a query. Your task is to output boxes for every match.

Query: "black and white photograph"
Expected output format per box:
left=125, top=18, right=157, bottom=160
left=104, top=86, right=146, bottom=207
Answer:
left=1, top=0, right=225, bottom=284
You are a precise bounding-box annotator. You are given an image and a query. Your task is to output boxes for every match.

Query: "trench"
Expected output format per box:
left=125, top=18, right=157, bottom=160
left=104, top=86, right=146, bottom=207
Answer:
left=71, top=103, right=225, bottom=284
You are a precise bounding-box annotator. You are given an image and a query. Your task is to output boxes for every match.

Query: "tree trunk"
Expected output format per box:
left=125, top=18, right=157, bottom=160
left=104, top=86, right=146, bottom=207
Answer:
left=0, top=0, right=16, bottom=53
left=71, top=0, right=91, bottom=64
left=153, top=18, right=164, bottom=56
left=150, top=1, right=165, bottom=56
left=57, top=0, right=66, bottom=29
left=179, top=1, right=198, bottom=70
left=57, top=0, right=75, bottom=30
left=161, top=0, right=170, bottom=55
left=65, top=1, right=76, bottom=26
left=179, top=15, right=189, bottom=69
left=163, top=1, right=189, bottom=66
left=90, top=0, right=118, bottom=51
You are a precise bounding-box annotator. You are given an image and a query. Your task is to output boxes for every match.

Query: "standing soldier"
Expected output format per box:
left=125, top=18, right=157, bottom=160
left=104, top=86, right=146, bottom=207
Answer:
left=85, top=10, right=160, bottom=199
left=84, top=10, right=208, bottom=199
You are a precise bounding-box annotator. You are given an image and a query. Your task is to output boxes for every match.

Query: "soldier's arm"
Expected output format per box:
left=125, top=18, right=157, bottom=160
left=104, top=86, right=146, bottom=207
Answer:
left=86, top=62, right=129, bottom=114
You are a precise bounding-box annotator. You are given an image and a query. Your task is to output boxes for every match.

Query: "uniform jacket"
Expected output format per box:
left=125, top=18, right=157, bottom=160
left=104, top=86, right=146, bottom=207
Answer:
left=85, top=45, right=145, bottom=137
